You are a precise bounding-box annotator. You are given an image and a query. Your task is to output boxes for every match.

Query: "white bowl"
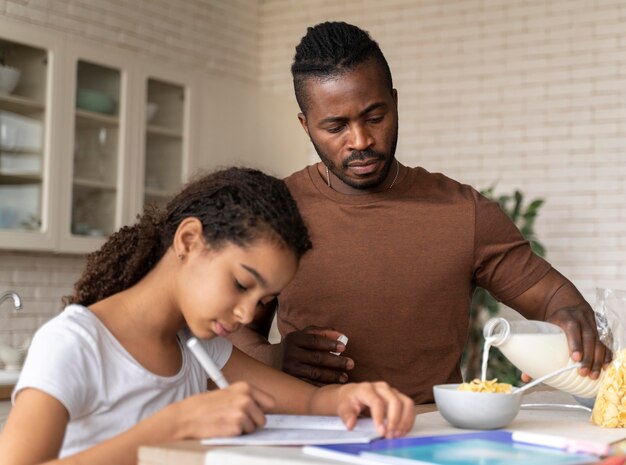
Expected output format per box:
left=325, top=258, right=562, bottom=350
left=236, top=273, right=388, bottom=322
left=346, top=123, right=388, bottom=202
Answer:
left=0, top=110, right=43, bottom=151
left=76, top=88, right=116, bottom=114
left=0, top=65, right=21, bottom=94
left=433, top=383, right=522, bottom=430
left=0, top=344, right=27, bottom=371
left=0, top=369, right=20, bottom=385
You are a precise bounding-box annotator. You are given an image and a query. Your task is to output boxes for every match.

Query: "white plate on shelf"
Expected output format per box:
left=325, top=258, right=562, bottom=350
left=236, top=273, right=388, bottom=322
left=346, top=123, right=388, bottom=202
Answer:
left=0, top=370, right=20, bottom=386
left=0, top=110, right=43, bottom=152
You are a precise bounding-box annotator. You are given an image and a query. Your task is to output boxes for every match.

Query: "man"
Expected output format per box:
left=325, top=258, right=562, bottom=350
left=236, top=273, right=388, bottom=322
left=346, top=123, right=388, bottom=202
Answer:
left=229, top=21, right=609, bottom=404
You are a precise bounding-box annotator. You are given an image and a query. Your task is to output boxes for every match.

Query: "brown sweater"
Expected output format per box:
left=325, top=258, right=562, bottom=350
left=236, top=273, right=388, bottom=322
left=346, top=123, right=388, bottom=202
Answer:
left=279, top=165, right=551, bottom=403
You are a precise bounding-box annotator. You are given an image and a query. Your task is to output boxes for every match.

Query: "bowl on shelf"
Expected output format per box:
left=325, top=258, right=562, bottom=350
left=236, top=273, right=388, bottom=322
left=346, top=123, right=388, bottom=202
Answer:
left=0, top=336, right=30, bottom=371
left=0, top=369, right=20, bottom=385
left=76, top=88, right=116, bottom=115
left=0, top=110, right=43, bottom=152
left=0, top=65, right=21, bottom=94
left=0, top=112, right=18, bottom=150
left=146, top=102, right=158, bottom=122
left=433, top=383, right=523, bottom=430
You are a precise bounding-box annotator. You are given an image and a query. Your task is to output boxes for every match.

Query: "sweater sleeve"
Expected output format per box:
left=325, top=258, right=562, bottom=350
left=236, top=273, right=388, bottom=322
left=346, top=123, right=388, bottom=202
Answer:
left=472, top=189, right=552, bottom=302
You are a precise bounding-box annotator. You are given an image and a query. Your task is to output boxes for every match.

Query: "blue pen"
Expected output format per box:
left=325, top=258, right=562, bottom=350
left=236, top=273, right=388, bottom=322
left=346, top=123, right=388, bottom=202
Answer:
left=187, top=337, right=229, bottom=389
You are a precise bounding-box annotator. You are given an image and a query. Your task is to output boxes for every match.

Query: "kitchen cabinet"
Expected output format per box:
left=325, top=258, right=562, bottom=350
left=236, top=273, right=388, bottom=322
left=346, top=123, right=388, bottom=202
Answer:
left=63, top=55, right=125, bottom=249
left=142, top=78, right=188, bottom=210
left=0, top=21, right=61, bottom=250
left=133, top=63, right=196, bottom=215
left=55, top=42, right=133, bottom=253
left=0, top=17, right=197, bottom=253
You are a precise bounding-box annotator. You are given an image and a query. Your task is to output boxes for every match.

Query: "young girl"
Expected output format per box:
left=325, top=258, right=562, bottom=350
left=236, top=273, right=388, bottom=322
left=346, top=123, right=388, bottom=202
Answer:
left=0, top=167, right=415, bottom=465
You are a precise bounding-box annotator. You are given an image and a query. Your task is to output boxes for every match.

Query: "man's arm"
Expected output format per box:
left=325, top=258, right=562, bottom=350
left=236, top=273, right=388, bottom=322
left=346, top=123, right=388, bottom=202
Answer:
left=228, top=300, right=283, bottom=369
left=504, top=268, right=611, bottom=379
left=229, top=300, right=354, bottom=384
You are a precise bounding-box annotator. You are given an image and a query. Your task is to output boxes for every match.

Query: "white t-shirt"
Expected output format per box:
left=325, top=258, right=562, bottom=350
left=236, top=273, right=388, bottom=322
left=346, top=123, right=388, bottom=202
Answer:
left=13, top=304, right=232, bottom=458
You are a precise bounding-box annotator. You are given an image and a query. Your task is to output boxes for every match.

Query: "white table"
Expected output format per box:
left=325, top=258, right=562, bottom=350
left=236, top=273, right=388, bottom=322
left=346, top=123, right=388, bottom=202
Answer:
left=138, top=389, right=623, bottom=465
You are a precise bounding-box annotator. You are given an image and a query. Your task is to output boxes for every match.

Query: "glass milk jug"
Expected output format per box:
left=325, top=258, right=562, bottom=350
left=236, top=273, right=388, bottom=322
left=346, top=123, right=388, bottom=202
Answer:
left=483, top=317, right=602, bottom=398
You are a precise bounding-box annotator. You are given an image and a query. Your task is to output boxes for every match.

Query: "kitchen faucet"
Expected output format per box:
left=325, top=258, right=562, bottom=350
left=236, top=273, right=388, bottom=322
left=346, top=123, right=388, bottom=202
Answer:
left=0, top=291, right=22, bottom=310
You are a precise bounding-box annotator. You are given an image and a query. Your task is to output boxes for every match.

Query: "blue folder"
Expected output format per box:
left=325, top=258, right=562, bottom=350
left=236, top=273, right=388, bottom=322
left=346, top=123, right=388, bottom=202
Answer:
left=303, top=431, right=600, bottom=465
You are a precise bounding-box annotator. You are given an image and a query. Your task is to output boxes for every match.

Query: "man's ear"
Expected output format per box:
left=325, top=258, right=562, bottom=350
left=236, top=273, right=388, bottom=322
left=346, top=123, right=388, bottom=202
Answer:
left=173, top=217, right=205, bottom=258
left=297, top=112, right=310, bottom=136
left=392, top=88, right=398, bottom=105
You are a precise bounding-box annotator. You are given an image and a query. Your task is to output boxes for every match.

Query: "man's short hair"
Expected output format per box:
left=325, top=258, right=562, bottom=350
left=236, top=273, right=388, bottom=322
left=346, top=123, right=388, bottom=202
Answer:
left=291, top=21, right=393, bottom=114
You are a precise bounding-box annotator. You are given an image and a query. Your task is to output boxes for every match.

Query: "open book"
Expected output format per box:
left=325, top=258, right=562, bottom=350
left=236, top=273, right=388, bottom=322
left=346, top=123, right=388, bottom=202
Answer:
left=303, top=431, right=600, bottom=465
left=201, top=414, right=380, bottom=446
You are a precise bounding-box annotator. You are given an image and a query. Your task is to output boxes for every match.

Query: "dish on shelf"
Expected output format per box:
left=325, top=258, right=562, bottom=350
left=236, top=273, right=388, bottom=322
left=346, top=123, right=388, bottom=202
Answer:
left=146, top=102, right=158, bottom=122
left=76, top=88, right=116, bottom=115
left=0, top=152, right=41, bottom=173
left=0, top=110, right=43, bottom=152
left=0, top=369, right=20, bottom=385
left=0, top=65, right=21, bottom=94
left=0, top=336, right=30, bottom=371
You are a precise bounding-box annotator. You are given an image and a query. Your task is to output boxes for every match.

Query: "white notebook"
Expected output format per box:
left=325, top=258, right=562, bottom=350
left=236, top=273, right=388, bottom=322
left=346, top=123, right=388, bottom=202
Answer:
left=201, top=414, right=380, bottom=446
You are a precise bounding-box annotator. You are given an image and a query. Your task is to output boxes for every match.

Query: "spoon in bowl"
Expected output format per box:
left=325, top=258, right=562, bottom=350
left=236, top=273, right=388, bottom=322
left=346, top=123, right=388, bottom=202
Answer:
left=513, top=362, right=583, bottom=394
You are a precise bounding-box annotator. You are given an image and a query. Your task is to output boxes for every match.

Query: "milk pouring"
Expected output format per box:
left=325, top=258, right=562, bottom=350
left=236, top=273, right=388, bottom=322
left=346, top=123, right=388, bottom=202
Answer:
left=483, top=317, right=602, bottom=398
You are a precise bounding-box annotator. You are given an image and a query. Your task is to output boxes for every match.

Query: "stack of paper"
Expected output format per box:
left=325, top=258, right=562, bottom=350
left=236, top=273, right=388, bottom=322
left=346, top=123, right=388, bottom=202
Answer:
left=201, top=414, right=380, bottom=446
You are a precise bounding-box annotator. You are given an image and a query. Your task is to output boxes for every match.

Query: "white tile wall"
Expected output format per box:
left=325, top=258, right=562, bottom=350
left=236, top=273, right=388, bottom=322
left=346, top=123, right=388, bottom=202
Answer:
left=259, top=0, right=626, bottom=304
left=1, top=1, right=625, bottom=346
left=0, top=252, right=82, bottom=367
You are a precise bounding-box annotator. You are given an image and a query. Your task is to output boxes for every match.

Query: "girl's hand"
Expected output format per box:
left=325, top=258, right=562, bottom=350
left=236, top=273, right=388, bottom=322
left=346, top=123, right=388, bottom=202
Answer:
left=170, top=381, right=275, bottom=439
left=335, top=382, right=415, bottom=438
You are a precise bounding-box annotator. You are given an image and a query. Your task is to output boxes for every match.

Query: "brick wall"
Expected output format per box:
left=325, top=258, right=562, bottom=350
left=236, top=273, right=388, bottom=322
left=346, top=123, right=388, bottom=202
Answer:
left=259, top=0, right=626, bottom=304
left=1, top=0, right=260, bottom=82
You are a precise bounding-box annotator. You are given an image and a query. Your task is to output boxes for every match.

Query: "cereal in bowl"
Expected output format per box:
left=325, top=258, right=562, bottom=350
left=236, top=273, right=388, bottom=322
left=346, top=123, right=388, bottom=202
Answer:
left=458, top=378, right=512, bottom=393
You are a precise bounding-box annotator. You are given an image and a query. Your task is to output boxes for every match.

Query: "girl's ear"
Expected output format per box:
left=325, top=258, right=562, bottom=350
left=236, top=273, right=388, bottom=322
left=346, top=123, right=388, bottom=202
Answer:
left=173, top=217, right=205, bottom=260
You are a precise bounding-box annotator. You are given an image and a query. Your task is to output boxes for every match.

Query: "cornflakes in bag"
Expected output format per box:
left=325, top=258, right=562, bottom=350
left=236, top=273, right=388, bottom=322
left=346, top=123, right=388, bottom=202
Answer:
left=591, top=288, right=626, bottom=427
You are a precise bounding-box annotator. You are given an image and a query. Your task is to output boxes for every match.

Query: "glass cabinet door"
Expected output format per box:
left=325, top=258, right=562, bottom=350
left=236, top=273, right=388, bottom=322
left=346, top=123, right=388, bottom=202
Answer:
left=70, top=60, right=120, bottom=237
left=143, top=79, right=185, bottom=209
left=0, top=39, right=47, bottom=233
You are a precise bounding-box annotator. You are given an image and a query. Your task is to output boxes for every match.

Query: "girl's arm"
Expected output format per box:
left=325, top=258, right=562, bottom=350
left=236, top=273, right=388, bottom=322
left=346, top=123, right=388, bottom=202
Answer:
left=0, top=348, right=413, bottom=465
left=0, top=387, right=179, bottom=465
left=223, top=347, right=416, bottom=437
left=0, top=389, right=69, bottom=463
left=0, top=383, right=274, bottom=465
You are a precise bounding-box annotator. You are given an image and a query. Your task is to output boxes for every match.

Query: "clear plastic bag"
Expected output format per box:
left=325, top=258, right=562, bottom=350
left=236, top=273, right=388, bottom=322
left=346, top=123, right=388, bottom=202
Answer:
left=591, top=288, right=626, bottom=427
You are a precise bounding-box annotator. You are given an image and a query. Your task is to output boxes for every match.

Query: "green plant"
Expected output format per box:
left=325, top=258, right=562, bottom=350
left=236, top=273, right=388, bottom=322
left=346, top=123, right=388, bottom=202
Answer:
left=461, top=188, right=546, bottom=386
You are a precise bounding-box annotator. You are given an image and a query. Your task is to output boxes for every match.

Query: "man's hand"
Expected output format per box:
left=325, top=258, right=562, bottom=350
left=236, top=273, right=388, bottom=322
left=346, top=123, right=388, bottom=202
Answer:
left=507, top=269, right=612, bottom=383
left=281, top=326, right=354, bottom=384
left=546, top=304, right=612, bottom=379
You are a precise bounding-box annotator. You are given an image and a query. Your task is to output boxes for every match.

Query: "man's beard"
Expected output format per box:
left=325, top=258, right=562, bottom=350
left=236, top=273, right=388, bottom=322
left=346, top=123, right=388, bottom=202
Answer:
left=311, top=126, right=399, bottom=190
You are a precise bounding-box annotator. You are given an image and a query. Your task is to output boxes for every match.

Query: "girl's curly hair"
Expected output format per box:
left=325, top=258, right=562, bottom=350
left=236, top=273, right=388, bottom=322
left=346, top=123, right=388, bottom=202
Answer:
left=64, top=167, right=312, bottom=306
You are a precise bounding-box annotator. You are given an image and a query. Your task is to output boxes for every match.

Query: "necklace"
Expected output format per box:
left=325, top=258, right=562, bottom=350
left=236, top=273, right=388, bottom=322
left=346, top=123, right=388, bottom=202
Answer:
left=325, top=159, right=400, bottom=190
left=388, top=159, right=400, bottom=189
